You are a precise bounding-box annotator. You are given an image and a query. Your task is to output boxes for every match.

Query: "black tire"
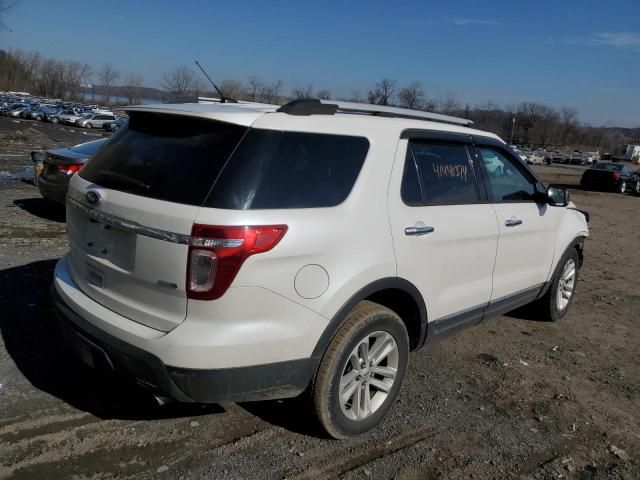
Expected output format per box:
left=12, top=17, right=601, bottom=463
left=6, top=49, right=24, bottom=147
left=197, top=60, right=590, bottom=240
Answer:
left=634, top=181, right=640, bottom=195
left=312, top=300, right=409, bottom=439
left=619, top=181, right=626, bottom=194
left=85, top=123, right=92, bottom=129
left=536, top=247, right=581, bottom=322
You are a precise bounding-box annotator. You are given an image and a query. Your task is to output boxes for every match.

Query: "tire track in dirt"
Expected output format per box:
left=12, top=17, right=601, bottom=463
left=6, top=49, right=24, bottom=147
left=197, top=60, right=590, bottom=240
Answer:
left=287, top=426, right=443, bottom=480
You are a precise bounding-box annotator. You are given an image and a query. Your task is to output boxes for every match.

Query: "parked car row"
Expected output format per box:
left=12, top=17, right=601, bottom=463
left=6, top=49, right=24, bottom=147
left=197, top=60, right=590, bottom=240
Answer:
left=0, top=92, right=128, bottom=131
left=508, top=145, right=602, bottom=166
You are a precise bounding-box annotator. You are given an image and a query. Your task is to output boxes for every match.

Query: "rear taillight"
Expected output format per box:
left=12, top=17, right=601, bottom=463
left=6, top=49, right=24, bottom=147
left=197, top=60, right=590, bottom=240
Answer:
left=187, top=224, right=287, bottom=300
left=57, top=164, right=82, bottom=175
left=612, top=172, right=621, bottom=180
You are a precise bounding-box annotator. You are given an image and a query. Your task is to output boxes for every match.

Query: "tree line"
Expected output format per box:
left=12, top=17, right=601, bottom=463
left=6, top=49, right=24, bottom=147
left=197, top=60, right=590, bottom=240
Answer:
left=0, top=48, right=632, bottom=152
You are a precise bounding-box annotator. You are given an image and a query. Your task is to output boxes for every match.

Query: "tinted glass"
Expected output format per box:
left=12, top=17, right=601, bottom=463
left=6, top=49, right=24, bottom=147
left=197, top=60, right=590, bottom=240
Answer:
left=80, top=113, right=247, bottom=206
left=206, top=130, right=369, bottom=209
left=403, top=141, right=479, bottom=205
left=479, top=147, right=535, bottom=202
left=400, top=149, right=422, bottom=206
left=592, top=163, right=622, bottom=171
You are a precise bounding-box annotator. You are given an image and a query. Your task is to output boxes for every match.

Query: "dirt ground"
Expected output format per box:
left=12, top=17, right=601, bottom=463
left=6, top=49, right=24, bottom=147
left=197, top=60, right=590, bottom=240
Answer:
left=0, top=116, right=638, bottom=480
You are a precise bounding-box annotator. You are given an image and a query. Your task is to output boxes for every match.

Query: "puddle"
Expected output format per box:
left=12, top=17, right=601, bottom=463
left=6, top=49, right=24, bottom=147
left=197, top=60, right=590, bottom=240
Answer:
left=0, top=166, right=34, bottom=186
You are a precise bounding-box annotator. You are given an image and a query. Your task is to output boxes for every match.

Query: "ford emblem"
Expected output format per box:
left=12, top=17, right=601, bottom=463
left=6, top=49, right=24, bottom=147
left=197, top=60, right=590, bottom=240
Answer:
left=86, top=190, right=101, bottom=206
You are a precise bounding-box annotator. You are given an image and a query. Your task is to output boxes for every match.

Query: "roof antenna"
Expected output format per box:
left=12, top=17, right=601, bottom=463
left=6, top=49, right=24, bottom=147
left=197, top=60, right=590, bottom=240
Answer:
left=194, top=60, right=237, bottom=103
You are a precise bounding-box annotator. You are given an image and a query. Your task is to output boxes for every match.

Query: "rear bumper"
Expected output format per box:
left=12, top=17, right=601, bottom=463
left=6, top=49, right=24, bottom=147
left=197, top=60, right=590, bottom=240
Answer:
left=52, top=256, right=319, bottom=403
left=580, top=178, right=620, bottom=191
left=53, top=286, right=317, bottom=403
left=38, top=176, right=69, bottom=204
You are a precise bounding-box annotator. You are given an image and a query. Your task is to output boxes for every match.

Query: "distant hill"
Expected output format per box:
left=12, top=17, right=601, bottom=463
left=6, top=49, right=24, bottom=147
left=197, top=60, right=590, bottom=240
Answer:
left=78, top=84, right=165, bottom=101
left=604, top=127, right=640, bottom=143
left=77, top=84, right=220, bottom=103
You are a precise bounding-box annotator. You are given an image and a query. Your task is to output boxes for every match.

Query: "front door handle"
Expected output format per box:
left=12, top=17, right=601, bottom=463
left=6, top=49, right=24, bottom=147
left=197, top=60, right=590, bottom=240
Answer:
left=405, top=226, right=435, bottom=236
left=505, top=219, right=523, bottom=227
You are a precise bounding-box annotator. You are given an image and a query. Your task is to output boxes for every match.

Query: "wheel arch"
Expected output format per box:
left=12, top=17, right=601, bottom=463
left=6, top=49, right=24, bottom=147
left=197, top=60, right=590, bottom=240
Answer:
left=537, top=235, right=586, bottom=300
left=311, top=277, right=428, bottom=360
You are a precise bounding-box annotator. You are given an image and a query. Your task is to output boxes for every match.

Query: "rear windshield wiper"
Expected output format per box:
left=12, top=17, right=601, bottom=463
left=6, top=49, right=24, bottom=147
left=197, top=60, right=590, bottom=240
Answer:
left=97, top=170, right=150, bottom=190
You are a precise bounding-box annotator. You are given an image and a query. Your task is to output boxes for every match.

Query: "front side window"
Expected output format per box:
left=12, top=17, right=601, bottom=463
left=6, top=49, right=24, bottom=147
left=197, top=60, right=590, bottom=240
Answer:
left=401, top=140, right=479, bottom=206
left=479, top=147, right=535, bottom=202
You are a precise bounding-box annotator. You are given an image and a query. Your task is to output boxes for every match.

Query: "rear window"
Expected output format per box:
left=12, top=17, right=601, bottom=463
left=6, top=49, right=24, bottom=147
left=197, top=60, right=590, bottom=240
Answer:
left=205, top=130, right=369, bottom=209
left=79, top=113, right=247, bottom=206
left=592, top=163, right=622, bottom=171
left=70, top=139, right=108, bottom=156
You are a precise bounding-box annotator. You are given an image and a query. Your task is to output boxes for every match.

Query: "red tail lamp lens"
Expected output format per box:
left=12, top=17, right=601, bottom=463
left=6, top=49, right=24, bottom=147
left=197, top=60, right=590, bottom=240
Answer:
left=187, top=225, right=287, bottom=300
left=57, top=164, right=83, bottom=174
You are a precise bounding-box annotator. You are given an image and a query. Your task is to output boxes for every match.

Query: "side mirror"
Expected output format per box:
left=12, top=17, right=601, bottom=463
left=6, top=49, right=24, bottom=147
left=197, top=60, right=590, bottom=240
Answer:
left=547, top=185, right=570, bottom=207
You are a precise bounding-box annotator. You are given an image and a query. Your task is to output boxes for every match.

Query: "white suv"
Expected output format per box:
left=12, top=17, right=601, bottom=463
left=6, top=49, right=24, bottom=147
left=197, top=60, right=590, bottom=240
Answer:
left=52, top=99, right=589, bottom=438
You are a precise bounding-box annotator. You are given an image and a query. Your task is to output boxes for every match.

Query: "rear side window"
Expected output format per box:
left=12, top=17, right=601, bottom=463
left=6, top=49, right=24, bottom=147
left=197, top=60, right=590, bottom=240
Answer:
left=402, top=140, right=479, bottom=205
left=205, top=130, right=369, bottom=209
left=79, top=113, right=247, bottom=206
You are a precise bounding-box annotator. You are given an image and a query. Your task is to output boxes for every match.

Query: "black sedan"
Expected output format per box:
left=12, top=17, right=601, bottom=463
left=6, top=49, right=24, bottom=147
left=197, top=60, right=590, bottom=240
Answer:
left=580, top=162, right=640, bottom=194
left=38, top=138, right=109, bottom=204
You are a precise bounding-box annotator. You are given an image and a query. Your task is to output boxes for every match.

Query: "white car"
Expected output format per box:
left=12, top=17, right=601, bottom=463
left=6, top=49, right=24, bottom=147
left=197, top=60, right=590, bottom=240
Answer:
left=510, top=146, right=528, bottom=164
left=528, top=150, right=546, bottom=165
left=58, top=109, right=84, bottom=125
left=74, top=112, right=116, bottom=129
left=52, top=99, right=589, bottom=438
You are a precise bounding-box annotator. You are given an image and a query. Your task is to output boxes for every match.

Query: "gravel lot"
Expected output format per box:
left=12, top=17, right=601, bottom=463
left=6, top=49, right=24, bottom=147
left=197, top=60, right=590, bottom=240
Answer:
left=0, top=116, right=638, bottom=479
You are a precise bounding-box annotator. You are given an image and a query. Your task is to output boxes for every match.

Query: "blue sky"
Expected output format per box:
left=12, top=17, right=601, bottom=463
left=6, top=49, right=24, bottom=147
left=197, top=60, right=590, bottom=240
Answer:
left=3, top=0, right=639, bottom=127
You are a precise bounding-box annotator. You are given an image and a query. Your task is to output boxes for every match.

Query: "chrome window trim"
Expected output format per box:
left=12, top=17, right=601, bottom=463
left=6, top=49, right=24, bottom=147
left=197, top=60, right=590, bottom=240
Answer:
left=67, top=197, right=190, bottom=245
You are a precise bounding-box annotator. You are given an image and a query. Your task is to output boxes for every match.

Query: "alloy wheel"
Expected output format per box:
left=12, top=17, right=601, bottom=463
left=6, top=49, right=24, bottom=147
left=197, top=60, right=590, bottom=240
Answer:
left=556, top=259, right=576, bottom=311
left=339, top=331, right=399, bottom=421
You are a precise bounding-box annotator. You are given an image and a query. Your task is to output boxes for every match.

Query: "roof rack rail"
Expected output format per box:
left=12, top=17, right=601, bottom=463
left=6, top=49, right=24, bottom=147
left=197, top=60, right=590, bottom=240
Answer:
left=277, top=98, right=473, bottom=127
left=277, top=98, right=338, bottom=115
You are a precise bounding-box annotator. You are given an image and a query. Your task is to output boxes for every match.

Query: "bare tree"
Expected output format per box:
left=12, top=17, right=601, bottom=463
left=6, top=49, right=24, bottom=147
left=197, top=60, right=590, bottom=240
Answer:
left=39, top=58, right=63, bottom=98
left=260, top=79, right=283, bottom=104
left=316, top=88, right=331, bottom=100
left=98, top=64, right=120, bottom=105
left=161, top=65, right=195, bottom=98
left=347, top=90, right=364, bottom=103
left=62, top=61, right=83, bottom=100
left=124, top=73, right=143, bottom=105
left=439, top=92, right=460, bottom=115
left=292, top=84, right=313, bottom=99
left=367, top=78, right=397, bottom=105
left=0, top=0, right=18, bottom=32
left=247, top=76, right=263, bottom=102
left=192, top=79, right=206, bottom=97
left=218, top=79, right=244, bottom=100
left=397, top=81, right=424, bottom=109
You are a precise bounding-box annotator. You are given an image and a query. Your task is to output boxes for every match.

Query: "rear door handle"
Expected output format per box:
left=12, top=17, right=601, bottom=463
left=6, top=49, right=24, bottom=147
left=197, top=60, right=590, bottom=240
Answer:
left=505, top=219, right=522, bottom=227
left=405, top=226, right=435, bottom=236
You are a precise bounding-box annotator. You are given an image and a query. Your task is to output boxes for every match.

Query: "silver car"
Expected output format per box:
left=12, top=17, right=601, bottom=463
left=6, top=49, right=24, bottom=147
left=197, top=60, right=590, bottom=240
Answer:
left=75, top=113, right=116, bottom=129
